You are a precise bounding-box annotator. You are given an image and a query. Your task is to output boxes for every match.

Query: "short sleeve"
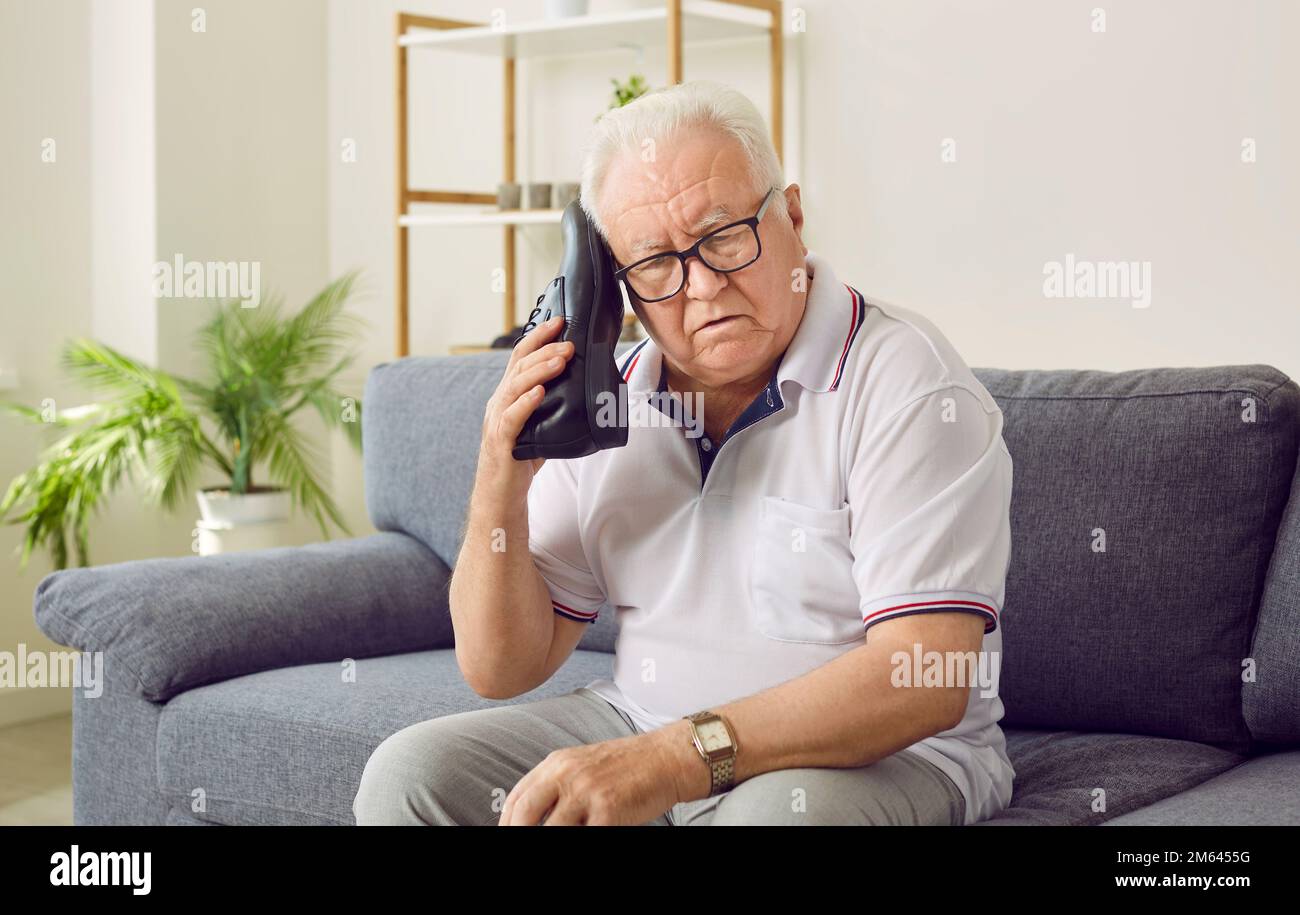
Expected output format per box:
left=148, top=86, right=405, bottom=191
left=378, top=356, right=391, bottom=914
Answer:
left=527, top=459, right=606, bottom=623
left=848, top=384, right=1012, bottom=635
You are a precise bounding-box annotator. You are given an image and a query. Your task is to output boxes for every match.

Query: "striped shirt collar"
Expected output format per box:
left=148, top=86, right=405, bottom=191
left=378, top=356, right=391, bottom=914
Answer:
left=618, top=249, right=867, bottom=395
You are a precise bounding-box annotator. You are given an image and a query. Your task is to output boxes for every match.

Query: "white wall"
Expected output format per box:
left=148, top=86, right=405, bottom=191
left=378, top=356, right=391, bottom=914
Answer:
left=155, top=0, right=330, bottom=382
left=0, top=0, right=95, bottom=726
left=799, top=0, right=1299, bottom=374
left=90, top=0, right=157, bottom=365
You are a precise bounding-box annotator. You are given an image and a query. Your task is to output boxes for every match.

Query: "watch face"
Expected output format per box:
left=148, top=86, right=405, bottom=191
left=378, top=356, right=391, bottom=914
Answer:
left=697, top=720, right=730, bottom=752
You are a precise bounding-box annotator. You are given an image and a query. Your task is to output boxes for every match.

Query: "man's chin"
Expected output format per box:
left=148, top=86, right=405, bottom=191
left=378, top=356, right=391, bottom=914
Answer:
left=685, top=342, right=765, bottom=378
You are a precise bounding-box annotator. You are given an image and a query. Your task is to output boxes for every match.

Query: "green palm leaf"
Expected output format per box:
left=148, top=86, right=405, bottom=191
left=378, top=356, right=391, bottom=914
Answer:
left=0, top=271, right=369, bottom=570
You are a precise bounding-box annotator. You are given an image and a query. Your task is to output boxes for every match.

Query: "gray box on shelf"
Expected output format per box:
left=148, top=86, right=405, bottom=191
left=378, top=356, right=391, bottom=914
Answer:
left=32, top=348, right=1300, bottom=825
left=525, top=182, right=552, bottom=209
left=496, top=181, right=521, bottom=210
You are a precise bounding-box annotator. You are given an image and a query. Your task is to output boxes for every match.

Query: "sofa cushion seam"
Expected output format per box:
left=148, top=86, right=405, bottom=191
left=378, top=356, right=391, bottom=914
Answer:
left=988, top=387, right=1283, bottom=406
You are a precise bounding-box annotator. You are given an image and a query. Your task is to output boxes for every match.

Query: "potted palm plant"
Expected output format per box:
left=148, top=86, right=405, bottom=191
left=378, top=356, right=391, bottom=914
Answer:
left=0, top=272, right=365, bottom=570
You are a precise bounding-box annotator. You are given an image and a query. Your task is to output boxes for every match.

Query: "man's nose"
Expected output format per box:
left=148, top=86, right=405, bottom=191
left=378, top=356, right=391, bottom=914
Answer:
left=683, top=257, right=727, bottom=300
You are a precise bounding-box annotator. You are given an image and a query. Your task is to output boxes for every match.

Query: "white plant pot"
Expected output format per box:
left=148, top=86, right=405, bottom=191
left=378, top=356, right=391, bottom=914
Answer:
left=196, top=519, right=294, bottom=556
left=597, top=0, right=653, bottom=12
left=196, top=487, right=291, bottom=526
left=544, top=0, right=589, bottom=19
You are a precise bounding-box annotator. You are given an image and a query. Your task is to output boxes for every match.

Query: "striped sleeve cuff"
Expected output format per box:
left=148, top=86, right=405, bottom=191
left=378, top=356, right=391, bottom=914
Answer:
left=530, top=542, right=604, bottom=624
left=862, top=590, right=999, bottom=635
left=552, top=599, right=600, bottom=624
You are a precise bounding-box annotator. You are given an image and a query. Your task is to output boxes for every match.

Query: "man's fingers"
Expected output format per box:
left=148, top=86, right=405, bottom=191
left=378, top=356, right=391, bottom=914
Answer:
left=489, top=329, right=574, bottom=462
left=499, top=760, right=542, bottom=825
left=540, top=799, right=581, bottom=826
left=516, top=338, right=574, bottom=375
left=475, top=319, right=571, bottom=499
left=503, top=781, right=559, bottom=827
left=507, top=315, right=564, bottom=365
left=504, top=352, right=568, bottom=405
left=492, top=345, right=576, bottom=447
left=494, top=383, right=546, bottom=448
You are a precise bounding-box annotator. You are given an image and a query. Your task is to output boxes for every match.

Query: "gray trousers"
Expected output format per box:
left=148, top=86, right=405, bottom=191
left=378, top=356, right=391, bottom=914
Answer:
left=353, top=686, right=965, bottom=826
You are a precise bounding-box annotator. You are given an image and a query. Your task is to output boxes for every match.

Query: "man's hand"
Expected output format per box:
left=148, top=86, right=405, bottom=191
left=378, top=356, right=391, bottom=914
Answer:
left=475, top=315, right=575, bottom=507
left=498, top=724, right=703, bottom=826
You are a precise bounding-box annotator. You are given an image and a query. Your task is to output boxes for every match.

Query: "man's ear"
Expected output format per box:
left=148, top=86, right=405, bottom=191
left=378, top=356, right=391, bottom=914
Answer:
left=783, top=183, right=806, bottom=250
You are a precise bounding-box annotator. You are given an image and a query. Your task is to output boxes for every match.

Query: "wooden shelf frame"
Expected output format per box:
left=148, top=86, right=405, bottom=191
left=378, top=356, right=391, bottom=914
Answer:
left=394, top=1, right=784, bottom=357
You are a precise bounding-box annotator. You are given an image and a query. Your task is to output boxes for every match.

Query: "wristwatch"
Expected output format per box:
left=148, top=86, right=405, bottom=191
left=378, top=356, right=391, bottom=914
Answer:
left=683, top=710, right=739, bottom=797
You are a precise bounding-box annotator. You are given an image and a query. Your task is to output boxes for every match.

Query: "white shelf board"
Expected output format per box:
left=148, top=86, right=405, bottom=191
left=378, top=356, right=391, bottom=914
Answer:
left=399, top=1, right=773, bottom=59
left=400, top=208, right=565, bottom=228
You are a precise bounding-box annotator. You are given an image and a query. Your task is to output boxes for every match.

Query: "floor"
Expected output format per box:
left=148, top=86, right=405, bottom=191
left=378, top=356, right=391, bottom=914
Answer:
left=0, top=713, right=73, bottom=825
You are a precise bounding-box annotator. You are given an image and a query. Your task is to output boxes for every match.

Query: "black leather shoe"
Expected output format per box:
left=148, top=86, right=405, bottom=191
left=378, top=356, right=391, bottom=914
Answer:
left=511, top=198, right=630, bottom=460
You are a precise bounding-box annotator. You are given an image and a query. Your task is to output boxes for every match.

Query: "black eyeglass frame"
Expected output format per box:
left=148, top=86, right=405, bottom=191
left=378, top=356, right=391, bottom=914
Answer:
left=612, top=187, right=778, bottom=303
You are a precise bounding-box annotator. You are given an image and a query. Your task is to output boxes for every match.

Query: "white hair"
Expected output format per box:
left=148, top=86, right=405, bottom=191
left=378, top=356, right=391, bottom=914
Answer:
left=578, top=79, right=787, bottom=244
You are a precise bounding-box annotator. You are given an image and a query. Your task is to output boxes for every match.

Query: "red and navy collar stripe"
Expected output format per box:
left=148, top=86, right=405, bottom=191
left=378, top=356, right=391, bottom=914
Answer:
left=829, top=284, right=868, bottom=392
left=619, top=338, right=651, bottom=382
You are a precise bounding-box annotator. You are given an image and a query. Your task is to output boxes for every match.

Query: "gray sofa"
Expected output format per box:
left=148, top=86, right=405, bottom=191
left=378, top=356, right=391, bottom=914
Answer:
left=32, top=347, right=1300, bottom=826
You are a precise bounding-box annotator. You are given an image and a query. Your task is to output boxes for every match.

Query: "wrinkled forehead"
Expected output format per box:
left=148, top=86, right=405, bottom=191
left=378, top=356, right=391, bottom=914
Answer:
left=601, top=131, right=756, bottom=261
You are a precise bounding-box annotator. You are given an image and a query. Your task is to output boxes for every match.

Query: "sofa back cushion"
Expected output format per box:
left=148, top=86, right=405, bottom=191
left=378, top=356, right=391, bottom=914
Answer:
left=973, top=365, right=1298, bottom=752
left=363, top=347, right=632, bottom=654
left=364, top=352, right=1298, bottom=721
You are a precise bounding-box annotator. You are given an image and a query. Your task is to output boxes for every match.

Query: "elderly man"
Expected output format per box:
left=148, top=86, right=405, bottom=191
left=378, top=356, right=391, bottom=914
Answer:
left=354, top=80, right=1014, bottom=826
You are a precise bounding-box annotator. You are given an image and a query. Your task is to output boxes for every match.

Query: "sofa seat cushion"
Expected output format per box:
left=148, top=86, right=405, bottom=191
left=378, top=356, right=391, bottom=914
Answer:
left=156, top=649, right=615, bottom=825
left=1100, top=749, right=1300, bottom=825
left=973, top=728, right=1246, bottom=825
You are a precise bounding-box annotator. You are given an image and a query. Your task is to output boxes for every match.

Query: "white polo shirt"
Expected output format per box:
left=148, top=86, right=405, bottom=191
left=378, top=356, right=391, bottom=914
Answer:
left=526, top=249, right=1015, bottom=824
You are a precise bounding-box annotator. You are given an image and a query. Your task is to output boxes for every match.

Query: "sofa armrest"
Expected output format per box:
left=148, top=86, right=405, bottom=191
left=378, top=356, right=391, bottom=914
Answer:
left=33, top=532, right=452, bottom=703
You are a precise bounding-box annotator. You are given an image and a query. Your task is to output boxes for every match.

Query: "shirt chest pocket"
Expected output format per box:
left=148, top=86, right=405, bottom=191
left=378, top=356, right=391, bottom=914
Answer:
left=749, top=496, right=865, bottom=645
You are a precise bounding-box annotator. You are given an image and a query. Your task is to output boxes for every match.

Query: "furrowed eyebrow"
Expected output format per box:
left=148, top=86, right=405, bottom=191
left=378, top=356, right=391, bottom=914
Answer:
left=689, top=205, right=734, bottom=235
left=629, top=205, right=736, bottom=256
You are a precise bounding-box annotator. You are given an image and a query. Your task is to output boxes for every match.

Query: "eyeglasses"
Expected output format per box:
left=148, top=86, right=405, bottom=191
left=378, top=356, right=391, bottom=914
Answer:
left=613, top=187, right=777, bottom=303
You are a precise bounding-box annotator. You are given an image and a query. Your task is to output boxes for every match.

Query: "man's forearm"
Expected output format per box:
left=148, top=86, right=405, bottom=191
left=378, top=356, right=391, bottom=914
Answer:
left=449, top=483, right=554, bottom=696
left=647, top=632, right=968, bottom=805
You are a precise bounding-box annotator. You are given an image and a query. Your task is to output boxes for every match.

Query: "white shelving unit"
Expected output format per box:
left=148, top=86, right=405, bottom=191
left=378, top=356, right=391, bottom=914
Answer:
left=398, top=1, right=772, bottom=58
left=399, top=209, right=564, bottom=228
left=394, top=0, right=785, bottom=355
